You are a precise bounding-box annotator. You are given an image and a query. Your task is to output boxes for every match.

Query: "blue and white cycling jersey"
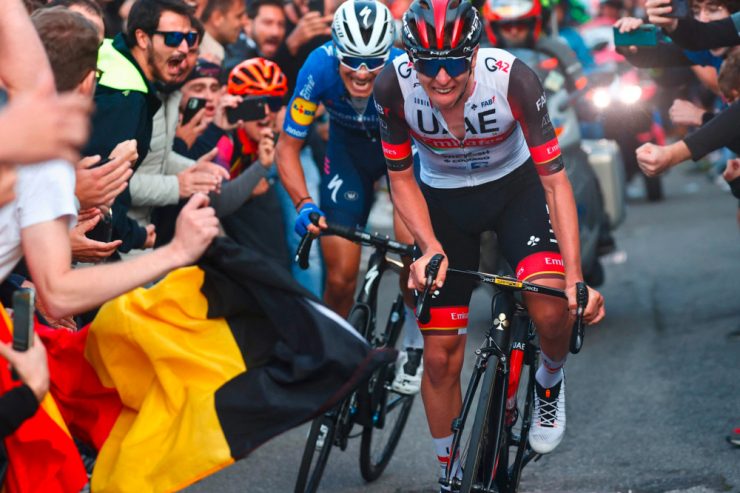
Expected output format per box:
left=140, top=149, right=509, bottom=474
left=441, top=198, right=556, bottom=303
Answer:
left=283, top=42, right=404, bottom=139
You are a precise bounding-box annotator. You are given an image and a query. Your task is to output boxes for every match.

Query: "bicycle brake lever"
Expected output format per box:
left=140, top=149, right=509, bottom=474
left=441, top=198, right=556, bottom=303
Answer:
left=295, top=212, right=321, bottom=270
left=416, top=253, right=445, bottom=325
left=569, top=281, right=588, bottom=354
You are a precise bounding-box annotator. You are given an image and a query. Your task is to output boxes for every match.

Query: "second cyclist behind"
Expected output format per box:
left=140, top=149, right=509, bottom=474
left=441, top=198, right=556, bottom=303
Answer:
left=276, top=0, right=424, bottom=394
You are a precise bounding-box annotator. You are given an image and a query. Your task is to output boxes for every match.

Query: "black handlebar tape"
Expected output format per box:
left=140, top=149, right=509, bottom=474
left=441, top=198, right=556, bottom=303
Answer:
left=295, top=212, right=322, bottom=270
left=570, top=282, right=589, bottom=354
left=325, top=222, right=356, bottom=239
left=416, top=254, right=445, bottom=325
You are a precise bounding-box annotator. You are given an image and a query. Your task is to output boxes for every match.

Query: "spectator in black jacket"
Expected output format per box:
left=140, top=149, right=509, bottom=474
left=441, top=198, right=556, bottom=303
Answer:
left=84, top=0, right=226, bottom=254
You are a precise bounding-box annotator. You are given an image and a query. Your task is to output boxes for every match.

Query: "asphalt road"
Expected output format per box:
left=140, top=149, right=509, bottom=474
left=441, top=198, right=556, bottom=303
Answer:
left=187, top=164, right=740, bottom=493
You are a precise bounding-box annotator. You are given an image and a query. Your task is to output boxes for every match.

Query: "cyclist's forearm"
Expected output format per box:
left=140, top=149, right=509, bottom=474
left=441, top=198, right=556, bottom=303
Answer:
left=388, top=169, right=441, bottom=253
left=541, top=171, right=583, bottom=284
left=276, top=134, right=310, bottom=207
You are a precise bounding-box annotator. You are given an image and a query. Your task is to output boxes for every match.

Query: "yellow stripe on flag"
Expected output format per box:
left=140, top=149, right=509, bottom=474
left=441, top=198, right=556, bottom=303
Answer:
left=88, top=267, right=246, bottom=493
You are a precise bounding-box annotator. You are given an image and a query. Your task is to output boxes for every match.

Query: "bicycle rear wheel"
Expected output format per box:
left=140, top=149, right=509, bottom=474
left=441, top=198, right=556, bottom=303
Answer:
left=460, top=355, right=507, bottom=493
left=294, top=415, right=337, bottom=493
left=359, top=295, right=414, bottom=481
left=359, top=379, right=414, bottom=481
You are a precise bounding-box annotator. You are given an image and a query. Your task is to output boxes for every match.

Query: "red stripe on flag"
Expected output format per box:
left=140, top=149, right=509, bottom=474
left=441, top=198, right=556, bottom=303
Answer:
left=0, top=310, right=88, bottom=493
left=38, top=324, right=122, bottom=451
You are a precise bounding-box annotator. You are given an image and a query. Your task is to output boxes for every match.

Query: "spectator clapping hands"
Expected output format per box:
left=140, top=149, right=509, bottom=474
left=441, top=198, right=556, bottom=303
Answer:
left=69, top=208, right=122, bottom=263
left=177, top=148, right=230, bottom=198
left=75, top=140, right=137, bottom=210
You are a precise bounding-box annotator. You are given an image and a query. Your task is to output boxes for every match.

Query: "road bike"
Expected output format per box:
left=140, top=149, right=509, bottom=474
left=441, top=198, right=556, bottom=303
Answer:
left=416, top=254, right=588, bottom=493
left=293, top=216, right=417, bottom=492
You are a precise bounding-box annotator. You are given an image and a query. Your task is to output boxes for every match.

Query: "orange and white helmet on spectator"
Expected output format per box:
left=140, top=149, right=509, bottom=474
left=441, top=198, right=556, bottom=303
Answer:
left=227, top=57, right=288, bottom=97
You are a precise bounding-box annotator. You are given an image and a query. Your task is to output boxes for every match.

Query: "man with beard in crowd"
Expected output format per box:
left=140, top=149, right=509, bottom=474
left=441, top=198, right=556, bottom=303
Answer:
left=199, top=0, right=246, bottom=65
left=85, top=0, right=227, bottom=254
left=224, top=0, right=286, bottom=72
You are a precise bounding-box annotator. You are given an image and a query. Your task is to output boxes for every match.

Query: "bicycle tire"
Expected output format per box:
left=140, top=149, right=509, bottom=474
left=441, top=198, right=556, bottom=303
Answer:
left=460, top=355, right=507, bottom=493
left=294, top=415, right=337, bottom=493
left=358, top=386, right=414, bottom=481
left=508, top=344, right=539, bottom=491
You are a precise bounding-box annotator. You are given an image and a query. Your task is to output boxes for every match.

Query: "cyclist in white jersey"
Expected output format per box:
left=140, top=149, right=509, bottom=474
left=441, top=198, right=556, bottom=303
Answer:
left=373, top=0, right=605, bottom=487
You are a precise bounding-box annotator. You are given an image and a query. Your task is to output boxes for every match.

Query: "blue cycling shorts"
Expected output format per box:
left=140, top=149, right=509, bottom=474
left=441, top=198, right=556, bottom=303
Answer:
left=319, top=125, right=387, bottom=229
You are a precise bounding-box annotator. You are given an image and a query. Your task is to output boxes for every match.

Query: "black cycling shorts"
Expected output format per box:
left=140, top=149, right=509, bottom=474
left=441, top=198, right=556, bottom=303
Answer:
left=418, top=160, right=564, bottom=336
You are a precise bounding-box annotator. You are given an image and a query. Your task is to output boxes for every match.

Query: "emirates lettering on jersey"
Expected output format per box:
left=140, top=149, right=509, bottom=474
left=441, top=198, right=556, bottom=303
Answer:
left=410, top=126, right=516, bottom=149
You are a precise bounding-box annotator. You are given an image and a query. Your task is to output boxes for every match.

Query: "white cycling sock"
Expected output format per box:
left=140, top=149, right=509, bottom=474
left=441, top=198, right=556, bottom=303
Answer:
left=402, top=305, right=424, bottom=350
left=535, top=351, right=566, bottom=389
left=433, top=434, right=462, bottom=480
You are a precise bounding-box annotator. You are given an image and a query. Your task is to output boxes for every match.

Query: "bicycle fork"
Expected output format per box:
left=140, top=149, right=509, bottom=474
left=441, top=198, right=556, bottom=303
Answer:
left=505, top=312, right=530, bottom=428
left=443, top=292, right=515, bottom=491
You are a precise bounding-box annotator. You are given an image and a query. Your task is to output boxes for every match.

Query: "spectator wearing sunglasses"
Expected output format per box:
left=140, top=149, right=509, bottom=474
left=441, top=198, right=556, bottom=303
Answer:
left=199, top=0, right=247, bottom=65
left=276, top=0, right=425, bottom=395
left=84, top=0, right=229, bottom=255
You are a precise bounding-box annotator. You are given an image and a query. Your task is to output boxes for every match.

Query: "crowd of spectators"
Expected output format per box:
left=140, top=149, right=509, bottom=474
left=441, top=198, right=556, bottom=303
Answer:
left=607, top=0, right=740, bottom=199
left=0, top=0, right=408, bottom=444
left=2, top=0, right=740, bottom=473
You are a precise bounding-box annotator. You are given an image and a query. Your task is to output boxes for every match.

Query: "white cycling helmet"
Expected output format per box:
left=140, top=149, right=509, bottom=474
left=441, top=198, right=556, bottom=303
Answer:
left=332, top=0, right=395, bottom=59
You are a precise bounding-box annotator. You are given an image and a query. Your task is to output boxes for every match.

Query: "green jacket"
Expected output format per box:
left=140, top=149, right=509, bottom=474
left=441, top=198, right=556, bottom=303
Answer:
left=83, top=34, right=162, bottom=252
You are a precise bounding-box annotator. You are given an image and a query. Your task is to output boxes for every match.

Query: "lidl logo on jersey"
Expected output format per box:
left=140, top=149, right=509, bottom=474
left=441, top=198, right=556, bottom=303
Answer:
left=291, top=98, right=318, bottom=126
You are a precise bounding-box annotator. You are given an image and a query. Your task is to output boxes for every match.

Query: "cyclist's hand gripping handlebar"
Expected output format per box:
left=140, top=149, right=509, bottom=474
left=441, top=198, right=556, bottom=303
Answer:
left=415, top=253, right=445, bottom=325
left=569, top=281, right=588, bottom=354
left=295, top=212, right=321, bottom=270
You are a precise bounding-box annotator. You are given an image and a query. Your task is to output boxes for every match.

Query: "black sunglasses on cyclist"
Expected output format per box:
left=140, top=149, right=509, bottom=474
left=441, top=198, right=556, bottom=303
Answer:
left=413, top=56, right=472, bottom=78
left=265, top=96, right=284, bottom=112
left=338, top=55, right=387, bottom=72
left=152, top=30, right=199, bottom=48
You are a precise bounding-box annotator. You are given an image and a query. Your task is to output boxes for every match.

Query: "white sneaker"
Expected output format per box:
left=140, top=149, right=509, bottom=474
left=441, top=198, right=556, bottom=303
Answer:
left=528, top=376, right=566, bottom=454
left=391, top=348, right=423, bottom=395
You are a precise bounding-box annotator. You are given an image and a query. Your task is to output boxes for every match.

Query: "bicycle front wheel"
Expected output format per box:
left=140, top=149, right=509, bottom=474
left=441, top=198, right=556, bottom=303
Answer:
left=460, top=355, right=507, bottom=493
left=358, top=380, right=415, bottom=481
left=294, top=415, right=336, bottom=493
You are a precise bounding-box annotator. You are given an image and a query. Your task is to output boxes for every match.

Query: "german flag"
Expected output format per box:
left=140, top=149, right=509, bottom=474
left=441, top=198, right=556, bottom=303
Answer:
left=40, top=238, right=395, bottom=492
